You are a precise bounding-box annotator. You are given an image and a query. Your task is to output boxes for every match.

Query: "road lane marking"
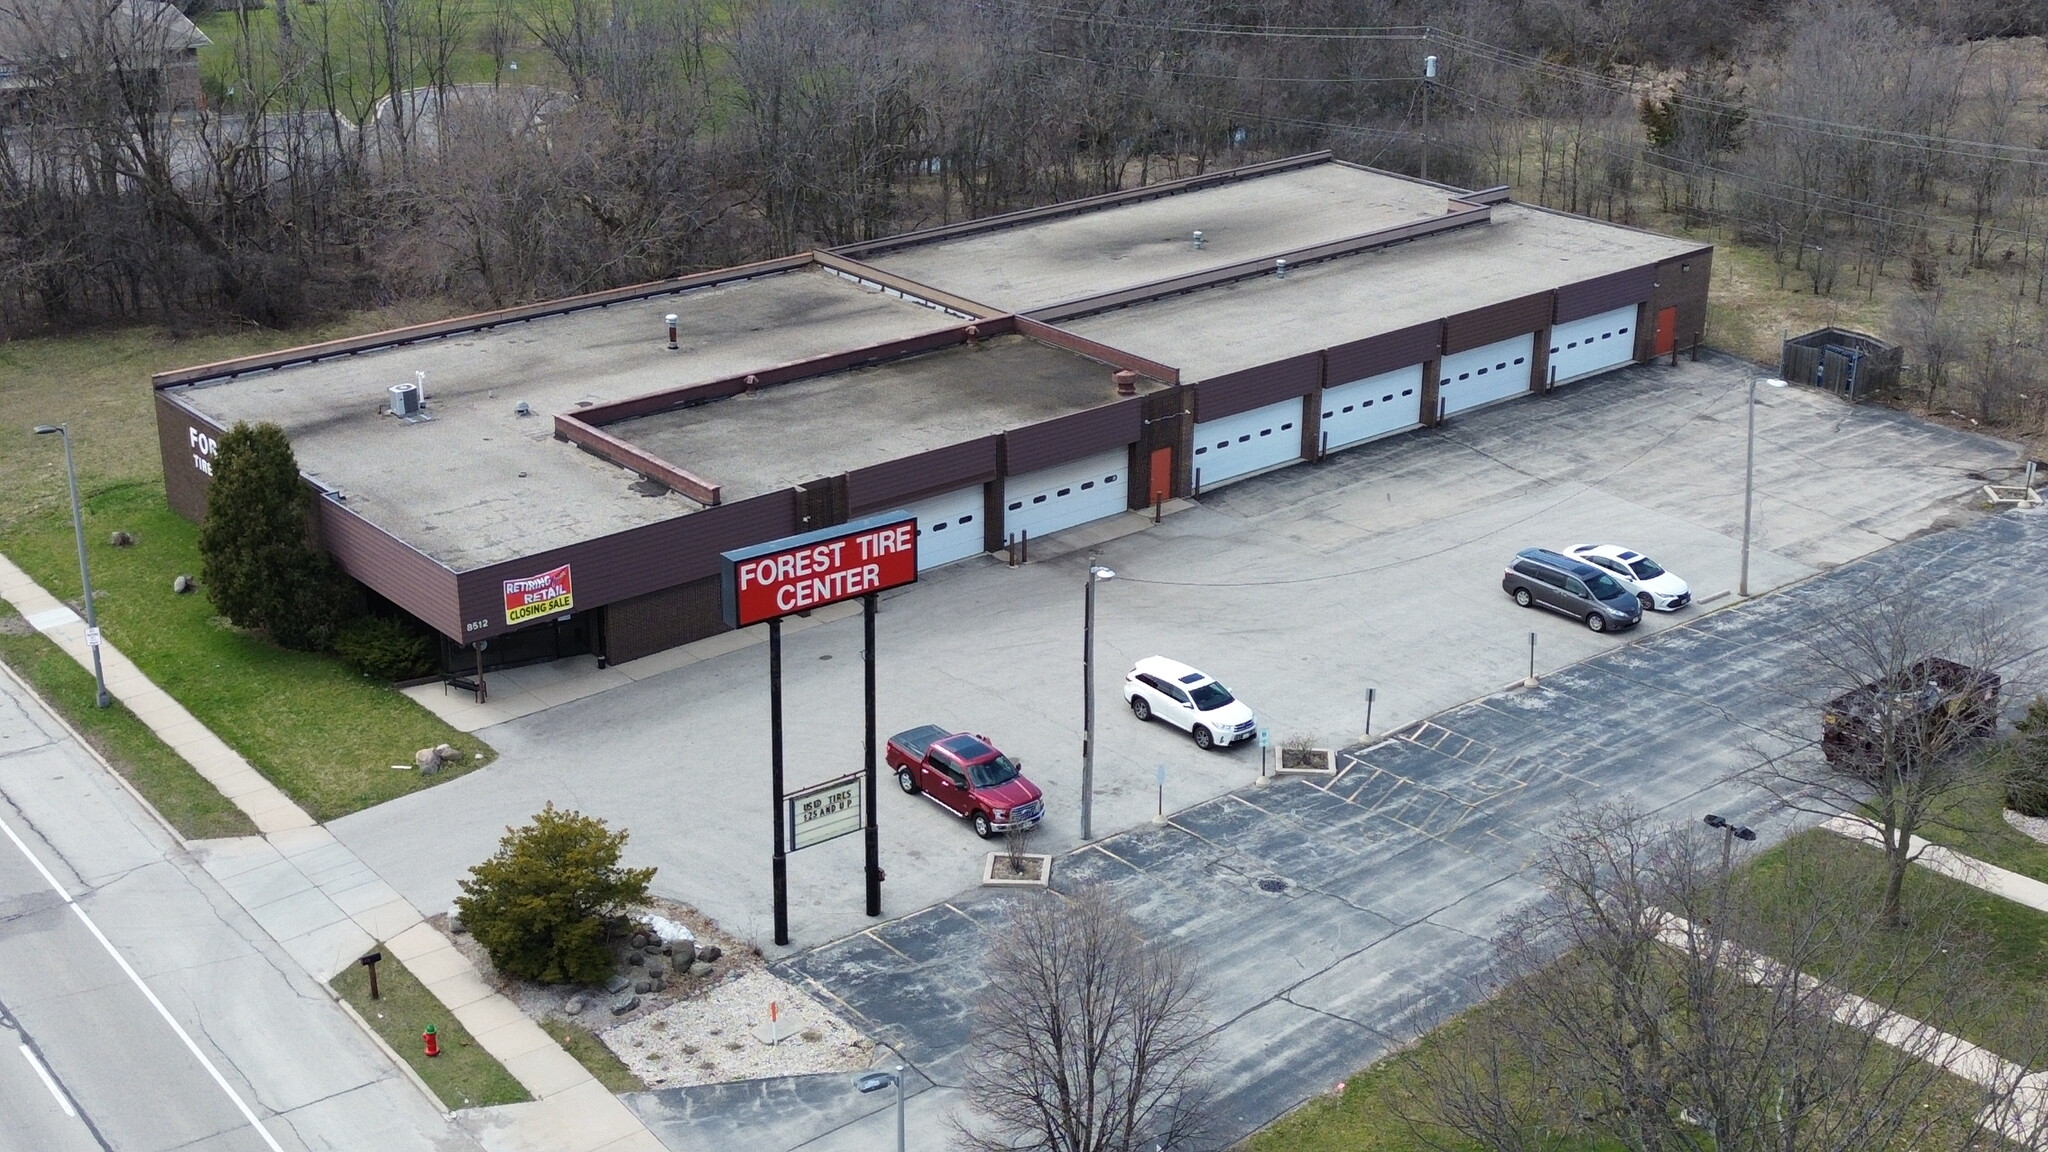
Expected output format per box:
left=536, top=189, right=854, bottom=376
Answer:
left=0, top=814, right=286, bottom=1152
left=19, top=1043, right=78, bottom=1117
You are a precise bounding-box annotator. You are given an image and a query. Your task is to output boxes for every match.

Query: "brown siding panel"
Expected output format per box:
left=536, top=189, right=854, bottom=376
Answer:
left=454, top=490, right=798, bottom=642
left=846, top=436, right=1000, bottom=513
left=1325, top=323, right=1442, bottom=384
left=1443, top=292, right=1554, bottom=355
left=1555, top=266, right=1659, bottom=324
left=1646, top=248, right=1714, bottom=359
left=316, top=499, right=464, bottom=638
left=1193, top=353, right=1321, bottom=422
left=605, top=576, right=727, bottom=663
left=1002, top=400, right=1144, bottom=475
left=157, top=392, right=227, bottom=523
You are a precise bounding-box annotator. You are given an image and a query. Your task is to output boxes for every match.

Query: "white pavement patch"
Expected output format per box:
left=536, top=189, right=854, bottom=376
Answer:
left=603, top=969, right=872, bottom=1088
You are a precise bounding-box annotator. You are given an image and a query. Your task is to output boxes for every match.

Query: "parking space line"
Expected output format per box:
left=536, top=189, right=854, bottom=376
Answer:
left=858, top=928, right=915, bottom=962
left=18, top=1043, right=76, bottom=1118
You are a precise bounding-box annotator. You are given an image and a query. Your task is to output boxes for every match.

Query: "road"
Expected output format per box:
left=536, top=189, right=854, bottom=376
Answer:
left=0, top=662, right=477, bottom=1152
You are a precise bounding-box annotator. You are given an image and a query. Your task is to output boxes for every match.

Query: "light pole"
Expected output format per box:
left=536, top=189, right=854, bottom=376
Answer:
left=1702, top=813, right=1757, bottom=876
left=854, top=1065, right=907, bottom=1152
left=1420, top=53, right=1438, bottom=182
left=34, top=424, right=108, bottom=708
left=1739, top=377, right=1758, bottom=598
left=1081, top=561, right=1116, bottom=841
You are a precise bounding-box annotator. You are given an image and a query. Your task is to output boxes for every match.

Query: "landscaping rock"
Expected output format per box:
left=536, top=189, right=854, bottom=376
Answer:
left=564, top=994, right=588, bottom=1015
left=172, top=574, right=194, bottom=594
left=611, top=993, right=640, bottom=1016
left=446, top=905, right=466, bottom=934
left=689, top=961, right=713, bottom=977
left=634, top=977, right=655, bottom=995
left=605, top=974, right=630, bottom=994
left=671, top=940, right=697, bottom=968
left=644, top=955, right=667, bottom=978
left=415, top=747, right=443, bottom=774
left=627, top=951, right=645, bottom=967
left=697, top=943, right=721, bottom=963
left=630, top=931, right=649, bottom=949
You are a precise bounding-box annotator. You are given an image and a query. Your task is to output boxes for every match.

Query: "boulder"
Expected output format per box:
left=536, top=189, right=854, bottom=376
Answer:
left=629, top=932, right=649, bottom=949
left=643, top=955, right=667, bottom=978
left=689, top=961, right=713, bottom=977
left=563, top=994, right=588, bottom=1016
left=626, top=951, right=645, bottom=967
left=605, top=974, right=630, bottom=994
left=434, top=742, right=458, bottom=765
left=632, top=977, right=655, bottom=995
left=172, top=574, right=194, bottom=594
left=415, top=747, right=443, bottom=774
left=671, top=940, right=697, bottom=968
left=447, top=905, right=466, bottom=934
left=610, top=993, right=640, bottom=1016
left=697, top=943, right=721, bottom=963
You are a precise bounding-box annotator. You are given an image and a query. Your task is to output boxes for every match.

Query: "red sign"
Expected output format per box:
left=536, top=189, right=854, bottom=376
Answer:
left=722, top=513, right=919, bottom=628
left=504, top=564, right=574, bottom=625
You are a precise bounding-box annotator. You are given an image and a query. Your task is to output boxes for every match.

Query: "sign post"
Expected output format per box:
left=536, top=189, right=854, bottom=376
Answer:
left=723, top=512, right=919, bottom=946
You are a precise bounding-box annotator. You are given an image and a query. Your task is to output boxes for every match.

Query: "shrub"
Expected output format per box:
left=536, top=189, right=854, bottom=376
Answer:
left=456, top=805, right=656, bottom=985
left=198, top=421, right=351, bottom=650
left=334, top=615, right=437, bottom=681
left=2009, top=697, right=2048, bottom=817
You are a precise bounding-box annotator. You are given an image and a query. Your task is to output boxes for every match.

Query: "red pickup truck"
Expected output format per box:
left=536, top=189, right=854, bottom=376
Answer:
left=886, top=725, right=1045, bottom=839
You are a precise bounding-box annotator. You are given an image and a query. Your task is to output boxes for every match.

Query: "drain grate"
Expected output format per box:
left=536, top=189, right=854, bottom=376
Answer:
left=1256, top=877, right=1288, bottom=894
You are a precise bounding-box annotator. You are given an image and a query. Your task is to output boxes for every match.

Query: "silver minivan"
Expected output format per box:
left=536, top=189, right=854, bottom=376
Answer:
left=1501, top=548, right=1642, bottom=632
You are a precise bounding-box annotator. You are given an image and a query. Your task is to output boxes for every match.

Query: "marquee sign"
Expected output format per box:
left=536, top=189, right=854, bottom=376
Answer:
left=504, top=563, right=574, bottom=625
left=720, top=511, right=918, bottom=628
left=785, top=773, right=866, bottom=851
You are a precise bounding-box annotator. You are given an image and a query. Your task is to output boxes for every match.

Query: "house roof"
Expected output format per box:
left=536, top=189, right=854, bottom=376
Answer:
left=0, top=0, right=210, bottom=85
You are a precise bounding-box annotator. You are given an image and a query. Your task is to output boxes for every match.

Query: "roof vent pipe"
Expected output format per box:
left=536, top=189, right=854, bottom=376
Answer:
left=1191, top=230, right=1205, bottom=250
left=1275, top=257, right=1288, bottom=279
left=666, top=313, right=679, bottom=350
left=1114, top=369, right=1139, bottom=397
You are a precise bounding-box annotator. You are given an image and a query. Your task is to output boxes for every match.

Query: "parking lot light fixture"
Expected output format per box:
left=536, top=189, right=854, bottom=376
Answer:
left=1081, top=562, right=1116, bottom=842
left=853, top=1065, right=906, bottom=1152
left=34, top=424, right=109, bottom=708
left=1703, top=813, right=1757, bottom=874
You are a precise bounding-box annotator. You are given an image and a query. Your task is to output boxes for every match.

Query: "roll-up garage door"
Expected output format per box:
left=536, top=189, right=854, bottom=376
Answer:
left=1438, top=333, right=1535, bottom=416
left=1003, top=448, right=1128, bottom=542
left=1320, top=365, right=1423, bottom=451
left=1191, top=396, right=1304, bottom=489
left=1546, top=304, right=1639, bottom=384
left=901, top=484, right=987, bottom=570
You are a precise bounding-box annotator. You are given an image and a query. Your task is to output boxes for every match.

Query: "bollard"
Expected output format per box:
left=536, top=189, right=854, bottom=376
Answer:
left=1153, top=764, right=1169, bottom=824
left=423, top=1025, right=440, bottom=1057
left=1523, top=631, right=1539, bottom=688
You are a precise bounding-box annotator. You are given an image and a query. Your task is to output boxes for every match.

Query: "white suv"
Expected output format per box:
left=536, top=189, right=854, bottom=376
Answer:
left=1564, top=544, right=1692, bottom=611
left=1122, top=656, right=1258, bottom=750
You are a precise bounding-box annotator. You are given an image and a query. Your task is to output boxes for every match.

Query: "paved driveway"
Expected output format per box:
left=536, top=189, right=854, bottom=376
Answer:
left=619, top=507, right=2048, bottom=1152
left=333, top=355, right=2019, bottom=954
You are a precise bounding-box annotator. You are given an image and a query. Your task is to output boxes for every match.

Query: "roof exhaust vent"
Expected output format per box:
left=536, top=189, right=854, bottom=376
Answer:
left=665, top=313, right=679, bottom=350
left=1114, top=369, right=1138, bottom=397
left=1274, top=257, right=1288, bottom=280
left=388, top=381, right=422, bottom=417
left=515, top=401, right=532, bottom=417
left=1191, top=230, right=1205, bottom=250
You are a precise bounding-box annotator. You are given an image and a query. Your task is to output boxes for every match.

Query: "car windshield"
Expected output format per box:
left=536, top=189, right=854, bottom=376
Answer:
left=969, top=756, right=1020, bottom=789
left=1190, top=681, right=1236, bottom=711
left=1628, top=557, right=1666, bottom=580
left=1586, top=572, right=1626, bottom=600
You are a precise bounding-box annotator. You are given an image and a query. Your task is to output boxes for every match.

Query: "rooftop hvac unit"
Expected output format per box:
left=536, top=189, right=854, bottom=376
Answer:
left=389, top=382, right=422, bottom=417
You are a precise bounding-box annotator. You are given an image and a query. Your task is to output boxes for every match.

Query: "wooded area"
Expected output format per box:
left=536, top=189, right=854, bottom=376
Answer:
left=4, top=0, right=2048, bottom=432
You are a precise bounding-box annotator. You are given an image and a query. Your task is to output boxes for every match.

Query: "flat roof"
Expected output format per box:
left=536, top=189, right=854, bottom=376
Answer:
left=862, top=163, right=1456, bottom=314
left=169, top=267, right=960, bottom=571
left=608, top=334, right=1163, bottom=501
left=1058, top=204, right=1702, bottom=380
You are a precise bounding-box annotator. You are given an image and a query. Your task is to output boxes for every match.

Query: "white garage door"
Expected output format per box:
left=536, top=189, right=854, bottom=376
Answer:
left=1003, top=448, right=1129, bottom=543
left=1547, top=304, right=1639, bottom=384
left=1320, top=365, right=1423, bottom=451
left=1191, top=396, right=1304, bottom=489
left=1438, top=333, right=1535, bottom=416
left=901, top=484, right=987, bottom=570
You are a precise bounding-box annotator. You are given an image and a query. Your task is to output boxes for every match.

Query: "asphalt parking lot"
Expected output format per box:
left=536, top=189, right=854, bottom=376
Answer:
left=630, top=506, right=2048, bottom=1152
left=333, top=352, right=2020, bottom=955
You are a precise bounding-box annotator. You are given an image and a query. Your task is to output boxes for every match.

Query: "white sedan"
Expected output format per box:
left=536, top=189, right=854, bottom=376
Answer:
left=1564, top=544, right=1692, bottom=611
left=1122, top=656, right=1258, bottom=750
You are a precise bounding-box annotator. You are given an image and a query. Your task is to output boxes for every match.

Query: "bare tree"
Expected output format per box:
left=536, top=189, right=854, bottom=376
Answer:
left=959, top=883, right=1212, bottom=1152
left=1749, top=578, right=2031, bottom=926
left=1419, top=804, right=2047, bottom=1152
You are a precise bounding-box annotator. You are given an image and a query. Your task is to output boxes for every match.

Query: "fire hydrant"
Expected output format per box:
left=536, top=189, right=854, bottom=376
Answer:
left=423, top=1025, right=440, bottom=1058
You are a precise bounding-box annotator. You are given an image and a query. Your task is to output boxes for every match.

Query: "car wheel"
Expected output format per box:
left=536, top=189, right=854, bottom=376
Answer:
left=1514, top=588, right=1533, bottom=607
left=972, top=811, right=993, bottom=839
left=1130, top=696, right=1152, bottom=722
left=1586, top=613, right=1607, bottom=633
left=896, top=767, right=919, bottom=794
left=1638, top=592, right=1655, bottom=611
left=1193, top=725, right=1214, bottom=750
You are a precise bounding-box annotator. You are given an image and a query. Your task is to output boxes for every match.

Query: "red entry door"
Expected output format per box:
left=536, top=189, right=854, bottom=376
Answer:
left=1148, top=446, right=1173, bottom=504
left=1653, top=306, right=1678, bottom=357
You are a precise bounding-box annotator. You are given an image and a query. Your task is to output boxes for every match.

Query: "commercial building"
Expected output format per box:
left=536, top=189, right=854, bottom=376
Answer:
left=154, top=152, right=1711, bottom=671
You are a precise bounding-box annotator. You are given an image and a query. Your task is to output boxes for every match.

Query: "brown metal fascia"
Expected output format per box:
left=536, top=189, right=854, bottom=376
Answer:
left=554, top=415, right=723, bottom=507
left=574, top=317, right=1021, bottom=427
left=829, top=152, right=1336, bottom=259
left=1026, top=203, right=1492, bottom=325
left=1452, top=186, right=1513, bottom=206
left=1013, top=316, right=1180, bottom=385
left=151, top=254, right=818, bottom=389
left=810, top=251, right=1006, bottom=319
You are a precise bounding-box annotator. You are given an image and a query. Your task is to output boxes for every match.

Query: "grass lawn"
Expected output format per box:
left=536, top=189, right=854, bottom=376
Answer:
left=1908, top=764, right=2048, bottom=887
left=331, top=947, right=530, bottom=1109
left=0, top=615, right=256, bottom=840
left=548, top=1018, right=645, bottom=1093
left=0, top=486, right=491, bottom=820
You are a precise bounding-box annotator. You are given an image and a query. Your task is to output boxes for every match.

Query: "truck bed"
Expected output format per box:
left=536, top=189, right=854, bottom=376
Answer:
left=888, top=724, right=951, bottom=761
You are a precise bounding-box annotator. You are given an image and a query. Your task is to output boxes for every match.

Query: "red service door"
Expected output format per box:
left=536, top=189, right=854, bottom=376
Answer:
left=1653, top=306, right=1677, bottom=357
left=1148, top=446, right=1173, bottom=504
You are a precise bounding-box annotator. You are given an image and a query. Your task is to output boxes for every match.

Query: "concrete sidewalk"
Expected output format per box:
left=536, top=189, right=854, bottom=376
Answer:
left=1821, top=814, right=2048, bottom=914
left=0, top=552, right=664, bottom=1152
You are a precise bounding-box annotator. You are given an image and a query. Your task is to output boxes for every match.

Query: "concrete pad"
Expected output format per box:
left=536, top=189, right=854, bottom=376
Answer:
left=267, top=824, right=338, bottom=857
left=351, top=895, right=425, bottom=942
left=400, top=941, right=472, bottom=986
left=451, top=993, right=529, bottom=1036
left=499, top=1044, right=595, bottom=1098
left=388, top=919, right=454, bottom=959
left=423, top=968, right=498, bottom=1012
left=469, top=1017, right=559, bottom=1062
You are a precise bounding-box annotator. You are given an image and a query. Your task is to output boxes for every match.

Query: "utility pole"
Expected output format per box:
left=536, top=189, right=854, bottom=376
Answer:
left=1080, top=561, right=1115, bottom=841
left=35, top=424, right=108, bottom=707
left=1421, top=54, right=1438, bottom=182
left=1739, top=377, right=1757, bottom=597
